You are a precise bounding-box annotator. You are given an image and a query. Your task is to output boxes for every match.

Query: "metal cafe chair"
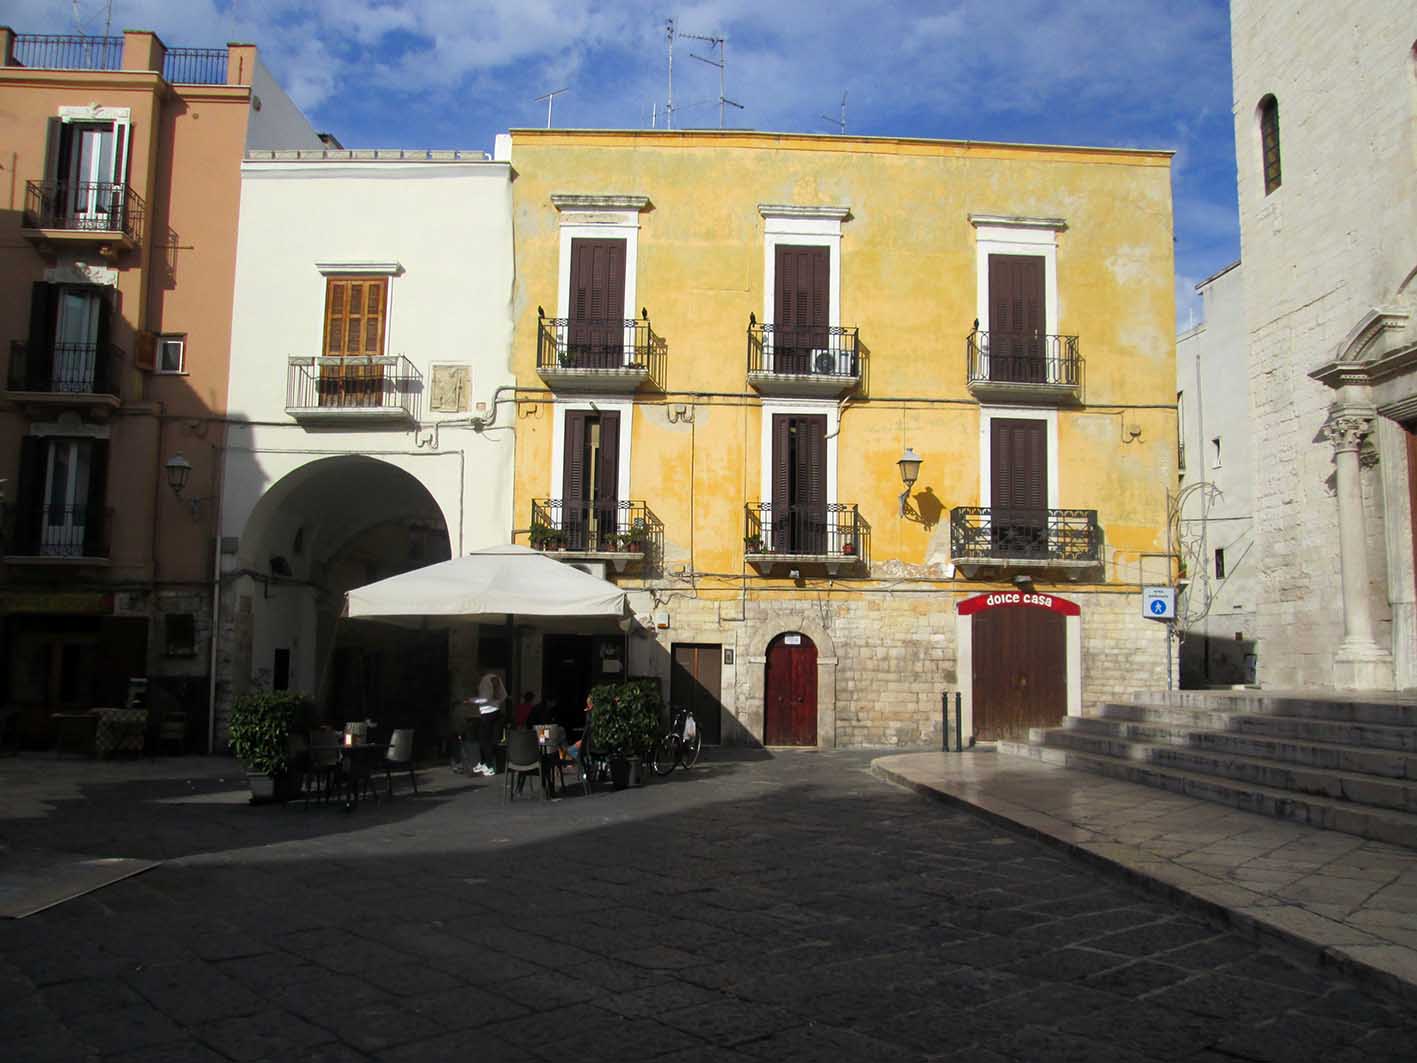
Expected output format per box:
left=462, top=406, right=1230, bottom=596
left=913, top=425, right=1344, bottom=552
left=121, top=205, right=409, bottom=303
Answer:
left=503, top=728, right=543, bottom=801
left=381, top=728, right=418, bottom=799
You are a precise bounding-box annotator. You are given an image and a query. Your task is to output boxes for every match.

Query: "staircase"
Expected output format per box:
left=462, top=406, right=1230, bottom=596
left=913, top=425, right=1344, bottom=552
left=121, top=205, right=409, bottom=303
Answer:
left=999, top=690, right=1417, bottom=848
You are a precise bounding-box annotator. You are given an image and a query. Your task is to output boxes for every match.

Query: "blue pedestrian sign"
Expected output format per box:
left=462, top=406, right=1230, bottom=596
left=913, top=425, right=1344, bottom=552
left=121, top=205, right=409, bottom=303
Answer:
left=1142, top=586, right=1175, bottom=620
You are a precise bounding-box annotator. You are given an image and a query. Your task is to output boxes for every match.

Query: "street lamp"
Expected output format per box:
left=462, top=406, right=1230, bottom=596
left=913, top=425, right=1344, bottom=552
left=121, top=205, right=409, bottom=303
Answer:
left=164, top=453, right=207, bottom=520
left=897, top=447, right=922, bottom=515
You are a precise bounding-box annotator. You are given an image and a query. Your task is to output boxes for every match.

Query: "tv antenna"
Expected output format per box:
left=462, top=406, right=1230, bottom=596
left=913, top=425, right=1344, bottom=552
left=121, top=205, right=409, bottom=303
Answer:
left=821, top=92, right=847, bottom=135
left=684, top=32, right=743, bottom=129
left=663, top=18, right=677, bottom=130
left=534, top=87, right=569, bottom=129
left=70, top=0, right=114, bottom=37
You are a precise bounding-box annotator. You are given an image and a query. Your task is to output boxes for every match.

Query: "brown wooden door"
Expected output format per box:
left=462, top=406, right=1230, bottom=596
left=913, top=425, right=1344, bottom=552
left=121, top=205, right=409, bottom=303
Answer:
left=774, top=245, right=829, bottom=374
left=764, top=633, right=817, bottom=745
left=671, top=643, right=723, bottom=744
left=562, top=411, right=620, bottom=549
left=321, top=276, right=386, bottom=406
left=971, top=607, right=1065, bottom=740
left=771, top=414, right=827, bottom=553
left=991, top=418, right=1047, bottom=556
left=568, top=238, right=626, bottom=367
left=988, top=254, right=1045, bottom=382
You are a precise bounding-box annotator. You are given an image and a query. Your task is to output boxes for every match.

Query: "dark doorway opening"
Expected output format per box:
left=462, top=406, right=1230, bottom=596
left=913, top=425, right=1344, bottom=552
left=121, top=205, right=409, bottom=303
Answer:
left=671, top=643, right=723, bottom=744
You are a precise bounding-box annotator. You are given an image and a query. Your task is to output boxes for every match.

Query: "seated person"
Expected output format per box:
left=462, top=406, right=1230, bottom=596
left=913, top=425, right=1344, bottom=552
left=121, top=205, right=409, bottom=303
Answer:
left=513, top=690, right=536, bottom=729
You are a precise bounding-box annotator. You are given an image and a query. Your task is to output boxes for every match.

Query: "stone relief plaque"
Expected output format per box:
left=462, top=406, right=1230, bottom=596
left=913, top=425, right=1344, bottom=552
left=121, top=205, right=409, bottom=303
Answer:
left=430, top=365, right=469, bottom=413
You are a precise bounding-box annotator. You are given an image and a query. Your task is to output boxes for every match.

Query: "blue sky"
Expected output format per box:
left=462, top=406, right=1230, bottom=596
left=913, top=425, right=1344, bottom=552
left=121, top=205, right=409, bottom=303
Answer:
left=18, top=0, right=1240, bottom=326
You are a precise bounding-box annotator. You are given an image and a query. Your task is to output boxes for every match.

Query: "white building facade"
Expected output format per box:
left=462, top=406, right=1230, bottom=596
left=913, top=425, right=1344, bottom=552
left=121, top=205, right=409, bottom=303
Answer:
left=216, top=150, right=516, bottom=733
left=1176, top=262, right=1258, bottom=686
left=1230, top=3, right=1417, bottom=691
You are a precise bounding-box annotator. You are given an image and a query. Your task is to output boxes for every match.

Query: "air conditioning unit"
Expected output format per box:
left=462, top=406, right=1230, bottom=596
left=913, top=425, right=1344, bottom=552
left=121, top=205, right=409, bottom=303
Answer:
left=567, top=560, right=608, bottom=580
left=812, top=349, right=835, bottom=374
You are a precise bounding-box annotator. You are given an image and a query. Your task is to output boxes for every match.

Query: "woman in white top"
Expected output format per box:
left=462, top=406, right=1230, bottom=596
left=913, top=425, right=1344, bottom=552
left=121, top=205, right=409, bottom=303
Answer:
left=470, top=672, right=507, bottom=776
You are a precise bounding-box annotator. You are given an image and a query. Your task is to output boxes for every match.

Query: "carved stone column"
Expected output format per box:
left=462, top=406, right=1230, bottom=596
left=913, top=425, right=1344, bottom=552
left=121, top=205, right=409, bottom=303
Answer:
left=1322, top=410, right=1393, bottom=689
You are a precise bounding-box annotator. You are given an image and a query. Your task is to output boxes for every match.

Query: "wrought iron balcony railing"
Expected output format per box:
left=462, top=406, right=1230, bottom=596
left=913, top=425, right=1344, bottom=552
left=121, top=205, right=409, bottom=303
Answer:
left=286, top=355, right=422, bottom=421
left=2, top=502, right=114, bottom=560
left=11, top=34, right=124, bottom=70
left=163, top=47, right=228, bottom=84
left=744, top=502, right=869, bottom=564
left=535, top=309, right=664, bottom=388
left=950, top=507, right=1102, bottom=564
left=966, top=330, right=1081, bottom=390
left=7, top=341, right=122, bottom=398
left=530, top=499, right=662, bottom=561
left=747, top=316, right=860, bottom=379
left=23, top=180, right=146, bottom=243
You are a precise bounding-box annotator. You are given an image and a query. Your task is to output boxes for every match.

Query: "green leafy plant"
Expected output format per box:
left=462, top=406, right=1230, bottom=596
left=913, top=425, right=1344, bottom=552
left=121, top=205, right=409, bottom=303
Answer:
left=744, top=535, right=762, bottom=552
left=529, top=526, right=551, bottom=550
left=227, top=691, right=312, bottom=775
left=588, top=679, right=663, bottom=758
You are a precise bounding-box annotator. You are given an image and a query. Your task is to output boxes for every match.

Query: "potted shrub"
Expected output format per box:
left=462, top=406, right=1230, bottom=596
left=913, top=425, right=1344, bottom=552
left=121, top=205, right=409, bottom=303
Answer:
left=529, top=526, right=550, bottom=551
left=744, top=534, right=763, bottom=553
left=589, top=679, right=662, bottom=789
left=227, top=690, right=313, bottom=804
left=841, top=538, right=857, bottom=557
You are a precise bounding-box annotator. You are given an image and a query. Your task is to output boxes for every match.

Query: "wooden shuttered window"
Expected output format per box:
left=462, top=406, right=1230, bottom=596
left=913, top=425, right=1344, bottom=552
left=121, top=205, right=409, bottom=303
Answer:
left=568, top=239, right=626, bottom=367
left=988, top=254, right=1046, bottom=382
left=1259, top=95, right=1281, bottom=195
left=774, top=245, right=829, bottom=373
left=83, top=438, right=109, bottom=558
left=990, top=418, right=1048, bottom=555
left=319, top=276, right=387, bottom=407
left=770, top=414, right=827, bottom=552
left=562, top=411, right=621, bottom=548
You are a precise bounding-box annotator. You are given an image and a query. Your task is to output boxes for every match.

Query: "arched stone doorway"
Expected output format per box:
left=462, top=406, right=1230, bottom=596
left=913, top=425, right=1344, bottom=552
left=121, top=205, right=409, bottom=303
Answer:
left=764, top=632, right=818, bottom=746
left=221, top=455, right=451, bottom=739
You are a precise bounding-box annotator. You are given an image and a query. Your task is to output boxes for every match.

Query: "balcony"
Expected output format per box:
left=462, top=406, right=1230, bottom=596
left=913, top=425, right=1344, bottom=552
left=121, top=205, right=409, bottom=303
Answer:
left=966, top=330, right=1082, bottom=403
left=536, top=309, right=664, bottom=392
left=747, top=316, right=862, bottom=397
left=286, top=356, right=421, bottom=425
left=530, top=500, right=662, bottom=572
left=22, top=181, right=145, bottom=254
left=5, top=341, right=122, bottom=413
left=950, top=507, right=1102, bottom=576
left=744, top=503, right=869, bottom=574
left=2, top=502, right=114, bottom=564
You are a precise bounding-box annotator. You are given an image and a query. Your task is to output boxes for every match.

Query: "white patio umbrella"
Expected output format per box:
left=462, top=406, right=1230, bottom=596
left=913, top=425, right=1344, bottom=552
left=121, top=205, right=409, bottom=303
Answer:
left=342, top=544, right=629, bottom=627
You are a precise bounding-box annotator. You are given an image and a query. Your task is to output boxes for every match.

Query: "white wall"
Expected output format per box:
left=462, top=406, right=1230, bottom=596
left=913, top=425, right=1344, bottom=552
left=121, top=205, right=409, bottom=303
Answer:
left=1230, top=0, right=1417, bottom=689
left=244, top=57, right=325, bottom=151
left=222, top=157, right=516, bottom=554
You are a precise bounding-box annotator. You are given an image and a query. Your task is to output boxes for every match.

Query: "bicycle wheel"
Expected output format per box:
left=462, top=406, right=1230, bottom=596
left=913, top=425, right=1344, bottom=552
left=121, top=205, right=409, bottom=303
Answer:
left=652, top=733, right=679, bottom=776
left=680, top=722, right=702, bottom=769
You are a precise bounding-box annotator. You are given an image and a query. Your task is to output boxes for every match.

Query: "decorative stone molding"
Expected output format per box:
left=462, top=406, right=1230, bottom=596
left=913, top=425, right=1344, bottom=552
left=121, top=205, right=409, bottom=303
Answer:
left=757, top=204, right=851, bottom=221
left=969, top=213, right=1068, bottom=231
left=315, top=260, right=403, bottom=276
left=551, top=194, right=650, bottom=212
left=1322, top=413, right=1374, bottom=454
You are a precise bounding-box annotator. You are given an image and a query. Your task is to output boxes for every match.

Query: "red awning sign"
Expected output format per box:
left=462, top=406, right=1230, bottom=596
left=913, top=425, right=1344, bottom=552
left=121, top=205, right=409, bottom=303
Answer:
left=957, top=591, right=1080, bottom=616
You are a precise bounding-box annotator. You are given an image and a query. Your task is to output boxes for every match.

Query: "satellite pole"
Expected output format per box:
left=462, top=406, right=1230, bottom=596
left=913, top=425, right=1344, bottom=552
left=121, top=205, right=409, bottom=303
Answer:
left=821, top=92, right=848, bottom=135
left=685, top=33, right=743, bottom=128
left=665, top=18, right=676, bottom=131
left=534, top=88, right=569, bottom=129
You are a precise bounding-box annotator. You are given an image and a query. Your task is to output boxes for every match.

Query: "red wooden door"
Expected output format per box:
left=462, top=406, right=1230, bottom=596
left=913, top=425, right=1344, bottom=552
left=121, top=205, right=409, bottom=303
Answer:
left=971, top=606, right=1065, bottom=740
left=988, top=254, right=1045, bottom=381
left=764, top=633, right=817, bottom=745
left=774, top=245, right=829, bottom=374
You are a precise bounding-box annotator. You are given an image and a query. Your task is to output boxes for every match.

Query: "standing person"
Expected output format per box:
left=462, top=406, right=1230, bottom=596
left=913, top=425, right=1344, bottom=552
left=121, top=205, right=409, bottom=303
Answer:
left=448, top=695, right=479, bottom=774
left=473, top=672, right=507, bottom=776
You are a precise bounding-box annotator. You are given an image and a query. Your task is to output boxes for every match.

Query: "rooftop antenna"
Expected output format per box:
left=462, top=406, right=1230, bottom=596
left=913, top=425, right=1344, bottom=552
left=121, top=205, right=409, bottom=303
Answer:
left=534, top=87, right=569, bottom=129
left=684, top=32, right=743, bottom=129
left=821, top=92, right=847, bottom=135
left=70, top=0, right=114, bottom=37
left=664, top=18, right=676, bottom=130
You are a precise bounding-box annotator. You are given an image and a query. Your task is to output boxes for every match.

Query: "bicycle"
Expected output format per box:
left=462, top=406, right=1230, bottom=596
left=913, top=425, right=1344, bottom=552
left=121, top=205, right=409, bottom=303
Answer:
left=652, top=705, right=702, bottom=775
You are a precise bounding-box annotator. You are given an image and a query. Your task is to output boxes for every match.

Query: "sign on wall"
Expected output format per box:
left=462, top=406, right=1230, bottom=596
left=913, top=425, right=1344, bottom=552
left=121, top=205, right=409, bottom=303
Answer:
left=956, top=592, right=1080, bottom=616
left=1142, top=586, right=1175, bottom=620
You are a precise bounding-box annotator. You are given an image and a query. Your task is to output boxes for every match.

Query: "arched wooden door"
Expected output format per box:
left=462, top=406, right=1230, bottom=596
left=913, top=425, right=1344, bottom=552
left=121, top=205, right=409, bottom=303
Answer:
left=764, top=633, right=817, bottom=746
left=972, top=606, right=1065, bottom=740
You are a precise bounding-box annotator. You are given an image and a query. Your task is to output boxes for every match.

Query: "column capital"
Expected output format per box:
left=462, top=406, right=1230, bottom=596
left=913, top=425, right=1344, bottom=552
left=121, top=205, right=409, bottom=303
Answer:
left=1322, top=411, right=1374, bottom=454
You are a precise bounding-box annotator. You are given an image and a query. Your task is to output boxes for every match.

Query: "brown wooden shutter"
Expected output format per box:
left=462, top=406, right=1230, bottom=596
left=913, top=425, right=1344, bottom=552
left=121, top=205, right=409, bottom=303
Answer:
left=569, top=239, right=626, bottom=366
left=771, top=414, right=791, bottom=515
left=563, top=411, right=588, bottom=504
left=800, top=414, right=828, bottom=552
left=323, top=277, right=386, bottom=357
left=27, top=283, right=56, bottom=389
left=775, top=246, right=829, bottom=371
left=991, top=418, right=1047, bottom=511
left=1260, top=97, right=1282, bottom=194
left=134, top=331, right=157, bottom=371
left=43, top=117, right=64, bottom=184
left=596, top=411, right=620, bottom=510
left=15, top=437, right=46, bottom=553
left=84, top=439, right=109, bottom=557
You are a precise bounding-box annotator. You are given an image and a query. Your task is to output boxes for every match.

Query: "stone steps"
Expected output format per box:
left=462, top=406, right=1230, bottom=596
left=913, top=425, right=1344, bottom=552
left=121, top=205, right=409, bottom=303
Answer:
left=1004, top=689, right=1417, bottom=848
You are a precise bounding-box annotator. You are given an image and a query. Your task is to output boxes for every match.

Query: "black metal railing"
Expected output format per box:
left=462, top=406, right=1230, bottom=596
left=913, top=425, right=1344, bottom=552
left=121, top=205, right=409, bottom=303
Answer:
left=530, top=499, right=662, bottom=558
left=2, top=502, right=114, bottom=559
left=950, top=507, right=1102, bottom=563
left=23, top=180, right=145, bottom=242
left=744, top=503, right=868, bottom=562
left=162, top=47, right=228, bottom=84
left=748, top=316, right=860, bottom=378
left=286, top=355, right=422, bottom=419
left=7, top=341, right=121, bottom=397
left=536, top=310, right=664, bottom=377
left=966, top=330, right=1081, bottom=386
left=12, top=34, right=124, bottom=70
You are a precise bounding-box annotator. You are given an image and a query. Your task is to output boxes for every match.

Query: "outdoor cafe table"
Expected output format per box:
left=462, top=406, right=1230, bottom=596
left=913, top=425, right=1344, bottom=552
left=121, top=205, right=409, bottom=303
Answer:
left=338, top=741, right=383, bottom=808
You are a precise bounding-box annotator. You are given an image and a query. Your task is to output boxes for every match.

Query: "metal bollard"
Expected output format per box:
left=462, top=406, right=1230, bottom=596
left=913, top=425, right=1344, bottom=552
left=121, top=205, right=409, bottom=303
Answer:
left=955, top=690, right=964, bottom=753
left=941, top=691, right=950, bottom=752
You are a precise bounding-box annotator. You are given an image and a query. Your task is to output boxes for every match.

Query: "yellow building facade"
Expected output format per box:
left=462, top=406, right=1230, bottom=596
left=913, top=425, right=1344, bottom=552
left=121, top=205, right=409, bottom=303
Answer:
left=507, top=129, right=1176, bottom=748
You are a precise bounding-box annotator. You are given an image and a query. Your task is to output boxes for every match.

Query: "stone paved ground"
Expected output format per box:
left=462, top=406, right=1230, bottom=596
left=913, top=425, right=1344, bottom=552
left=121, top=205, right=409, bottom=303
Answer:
left=2, top=749, right=1417, bottom=1062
